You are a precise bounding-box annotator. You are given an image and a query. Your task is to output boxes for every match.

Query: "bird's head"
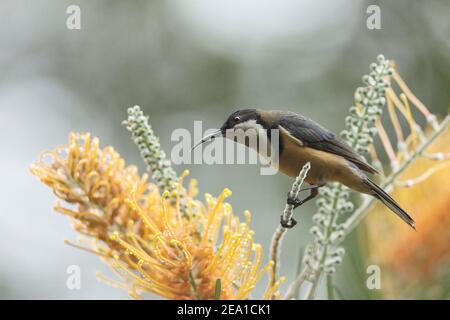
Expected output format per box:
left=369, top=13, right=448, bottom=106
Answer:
left=220, top=109, right=261, bottom=132
left=192, top=109, right=263, bottom=150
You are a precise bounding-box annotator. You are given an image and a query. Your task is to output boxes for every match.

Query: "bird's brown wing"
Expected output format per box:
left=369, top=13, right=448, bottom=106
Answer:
left=279, top=113, right=378, bottom=174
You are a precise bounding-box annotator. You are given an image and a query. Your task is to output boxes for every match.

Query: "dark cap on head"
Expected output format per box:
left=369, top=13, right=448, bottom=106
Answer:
left=220, top=109, right=258, bottom=131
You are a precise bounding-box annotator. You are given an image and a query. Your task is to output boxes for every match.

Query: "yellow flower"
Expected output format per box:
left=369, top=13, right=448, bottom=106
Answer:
left=31, top=133, right=280, bottom=299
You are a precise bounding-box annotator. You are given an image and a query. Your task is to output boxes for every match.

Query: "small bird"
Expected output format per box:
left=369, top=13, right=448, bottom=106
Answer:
left=193, top=109, right=416, bottom=230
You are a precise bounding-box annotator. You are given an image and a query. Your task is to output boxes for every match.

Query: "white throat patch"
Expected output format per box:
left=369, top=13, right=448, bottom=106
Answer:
left=227, top=119, right=270, bottom=155
left=234, top=119, right=262, bottom=131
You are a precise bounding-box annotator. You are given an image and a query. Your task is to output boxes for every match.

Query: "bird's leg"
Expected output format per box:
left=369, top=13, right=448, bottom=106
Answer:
left=281, top=184, right=324, bottom=229
left=286, top=185, right=322, bottom=209
left=298, top=183, right=325, bottom=193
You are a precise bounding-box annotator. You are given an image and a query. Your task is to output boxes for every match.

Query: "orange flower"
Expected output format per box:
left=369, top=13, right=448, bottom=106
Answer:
left=31, top=133, right=281, bottom=299
left=363, top=125, right=450, bottom=297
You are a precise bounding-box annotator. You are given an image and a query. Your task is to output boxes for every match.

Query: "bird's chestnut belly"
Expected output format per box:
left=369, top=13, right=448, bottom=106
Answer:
left=277, top=145, right=368, bottom=192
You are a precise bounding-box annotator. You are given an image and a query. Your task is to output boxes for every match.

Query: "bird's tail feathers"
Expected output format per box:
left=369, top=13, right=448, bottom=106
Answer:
left=364, top=178, right=416, bottom=230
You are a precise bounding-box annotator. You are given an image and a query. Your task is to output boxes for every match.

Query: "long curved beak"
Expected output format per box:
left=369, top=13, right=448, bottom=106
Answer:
left=191, top=129, right=223, bottom=150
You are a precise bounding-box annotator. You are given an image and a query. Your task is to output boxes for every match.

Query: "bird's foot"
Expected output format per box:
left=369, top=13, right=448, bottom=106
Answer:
left=287, top=192, right=304, bottom=209
left=280, top=215, right=297, bottom=229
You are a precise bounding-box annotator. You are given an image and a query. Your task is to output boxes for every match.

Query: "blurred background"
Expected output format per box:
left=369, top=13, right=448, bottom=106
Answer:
left=0, top=0, right=449, bottom=299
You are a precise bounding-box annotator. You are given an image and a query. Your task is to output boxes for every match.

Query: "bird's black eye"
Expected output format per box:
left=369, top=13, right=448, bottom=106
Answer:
left=233, top=116, right=241, bottom=123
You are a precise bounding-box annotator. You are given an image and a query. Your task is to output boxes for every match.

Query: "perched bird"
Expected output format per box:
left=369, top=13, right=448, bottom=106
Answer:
left=193, top=109, right=416, bottom=230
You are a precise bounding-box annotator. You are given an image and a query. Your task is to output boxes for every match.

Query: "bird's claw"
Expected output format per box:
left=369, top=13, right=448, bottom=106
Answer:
left=280, top=215, right=297, bottom=229
left=287, top=192, right=303, bottom=209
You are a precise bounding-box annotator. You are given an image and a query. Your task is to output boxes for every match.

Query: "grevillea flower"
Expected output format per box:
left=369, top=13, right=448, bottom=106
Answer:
left=30, top=133, right=281, bottom=299
left=363, top=125, right=450, bottom=298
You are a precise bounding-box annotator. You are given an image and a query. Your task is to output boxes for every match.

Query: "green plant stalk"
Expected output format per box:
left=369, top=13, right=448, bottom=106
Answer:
left=214, top=279, right=222, bottom=300
left=124, top=105, right=178, bottom=191
left=326, top=274, right=335, bottom=300
left=124, top=105, right=188, bottom=216
left=303, top=185, right=342, bottom=299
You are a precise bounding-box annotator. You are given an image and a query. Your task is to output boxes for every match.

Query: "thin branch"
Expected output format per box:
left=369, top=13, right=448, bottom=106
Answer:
left=284, top=267, right=309, bottom=300
left=293, top=247, right=304, bottom=299
left=268, top=162, right=311, bottom=291
left=305, top=274, right=321, bottom=300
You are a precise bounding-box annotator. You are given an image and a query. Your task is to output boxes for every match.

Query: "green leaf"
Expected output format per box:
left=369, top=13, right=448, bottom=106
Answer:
left=326, top=274, right=335, bottom=300
left=214, top=279, right=221, bottom=300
